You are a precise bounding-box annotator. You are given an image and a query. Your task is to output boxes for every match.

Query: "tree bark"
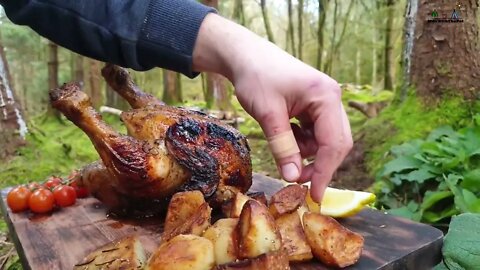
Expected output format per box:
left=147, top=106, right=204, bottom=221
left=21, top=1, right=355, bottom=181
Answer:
left=409, top=0, right=480, bottom=100
left=384, top=0, right=395, bottom=90
left=297, top=0, right=304, bottom=60
left=316, top=0, right=327, bottom=69
left=74, top=53, right=84, bottom=85
left=233, top=0, right=245, bottom=26
left=88, top=59, right=103, bottom=109
left=162, top=69, right=182, bottom=105
left=0, top=36, right=27, bottom=159
left=202, top=0, right=233, bottom=112
left=47, top=41, right=61, bottom=118
left=260, top=0, right=275, bottom=43
left=287, top=0, right=296, bottom=57
left=400, top=0, right=418, bottom=100
left=324, top=0, right=354, bottom=74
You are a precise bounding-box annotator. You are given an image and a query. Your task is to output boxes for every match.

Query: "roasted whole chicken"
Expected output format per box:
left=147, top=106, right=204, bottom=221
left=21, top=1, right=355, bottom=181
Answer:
left=50, top=64, right=252, bottom=214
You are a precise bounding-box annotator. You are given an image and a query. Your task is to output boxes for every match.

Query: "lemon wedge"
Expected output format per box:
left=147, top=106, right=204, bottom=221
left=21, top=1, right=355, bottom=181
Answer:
left=283, top=182, right=375, bottom=218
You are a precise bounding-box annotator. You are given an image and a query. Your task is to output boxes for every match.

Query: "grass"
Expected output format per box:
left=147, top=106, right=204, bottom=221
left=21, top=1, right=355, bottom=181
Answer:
left=361, top=93, right=479, bottom=176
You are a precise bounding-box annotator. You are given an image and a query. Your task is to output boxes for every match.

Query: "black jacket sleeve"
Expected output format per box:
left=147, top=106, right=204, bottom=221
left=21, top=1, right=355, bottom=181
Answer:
left=0, top=0, right=216, bottom=78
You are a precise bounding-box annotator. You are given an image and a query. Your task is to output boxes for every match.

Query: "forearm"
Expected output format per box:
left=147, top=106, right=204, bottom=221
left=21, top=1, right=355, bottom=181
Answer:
left=0, top=0, right=215, bottom=77
left=192, top=14, right=265, bottom=82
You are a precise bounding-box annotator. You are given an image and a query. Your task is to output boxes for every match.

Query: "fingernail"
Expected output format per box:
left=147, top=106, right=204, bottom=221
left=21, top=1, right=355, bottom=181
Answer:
left=281, top=163, right=299, bottom=182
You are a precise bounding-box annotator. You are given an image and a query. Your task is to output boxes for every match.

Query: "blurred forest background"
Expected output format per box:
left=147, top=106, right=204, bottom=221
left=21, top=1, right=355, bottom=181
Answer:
left=1, top=0, right=480, bottom=268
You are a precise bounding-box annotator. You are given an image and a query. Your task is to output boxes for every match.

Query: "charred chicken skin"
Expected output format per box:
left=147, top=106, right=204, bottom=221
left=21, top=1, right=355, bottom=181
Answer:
left=50, top=65, right=252, bottom=213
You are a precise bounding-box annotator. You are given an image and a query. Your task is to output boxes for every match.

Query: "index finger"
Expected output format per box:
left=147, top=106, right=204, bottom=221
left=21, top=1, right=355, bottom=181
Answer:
left=309, top=95, right=348, bottom=202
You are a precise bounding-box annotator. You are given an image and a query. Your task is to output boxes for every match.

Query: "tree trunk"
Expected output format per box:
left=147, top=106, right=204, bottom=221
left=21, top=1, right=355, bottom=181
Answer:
left=232, top=0, right=245, bottom=26
left=297, top=0, right=304, bottom=60
left=88, top=59, right=103, bottom=109
left=202, top=0, right=233, bottom=112
left=316, top=0, right=327, bottom=70
left=0, top=37, right=28, bottom=159
left=260, top=0, right=275, bottom=43
left=162, top=69, right=182, bottom=105
left=74, top=53, right=84, bottom=85
left=355, top=16, right=361, bottom=84
left=324, top=0, right=353, bottom=74
left=384, top=0, right=395, bottom=90
left=409, top=0, right=480, bottom=100
left=287, top=0, right=296, bottom=57
left=400, top=0, right=418, bottom=100
left=46, top=41, right=61, bottom=118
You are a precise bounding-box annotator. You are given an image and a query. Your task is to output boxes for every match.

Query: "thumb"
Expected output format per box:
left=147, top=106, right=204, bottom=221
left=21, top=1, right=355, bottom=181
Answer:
left=259, top=110, right=302, bottom=182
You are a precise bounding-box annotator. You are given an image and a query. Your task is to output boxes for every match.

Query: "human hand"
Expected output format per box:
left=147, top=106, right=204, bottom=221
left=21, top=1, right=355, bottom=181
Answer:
left=193, top=14, right=353, bottom=202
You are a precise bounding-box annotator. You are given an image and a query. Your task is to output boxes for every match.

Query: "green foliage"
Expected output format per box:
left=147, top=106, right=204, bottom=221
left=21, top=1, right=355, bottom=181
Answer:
left=0, top=114, right=125, bottom=188
left=435, top=213, right=480, bottom=270
left=363, top=95, right=475, bottom=175
left=374, top=118, right=480, bottom=224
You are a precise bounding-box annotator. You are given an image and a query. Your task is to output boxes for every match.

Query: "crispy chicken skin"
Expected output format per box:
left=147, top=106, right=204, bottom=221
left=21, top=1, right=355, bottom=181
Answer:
left=50, top=65, right=252, bottom=212
left=103, top=64, right=252, bottom=203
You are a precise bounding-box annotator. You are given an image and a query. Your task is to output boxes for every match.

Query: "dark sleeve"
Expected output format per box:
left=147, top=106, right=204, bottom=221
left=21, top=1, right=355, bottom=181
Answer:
left=0, top=0, right=216, bottom=78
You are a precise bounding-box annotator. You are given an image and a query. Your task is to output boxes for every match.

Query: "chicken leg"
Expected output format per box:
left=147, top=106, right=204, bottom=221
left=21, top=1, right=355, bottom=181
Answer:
left=50, top=83, right=190, bottom=205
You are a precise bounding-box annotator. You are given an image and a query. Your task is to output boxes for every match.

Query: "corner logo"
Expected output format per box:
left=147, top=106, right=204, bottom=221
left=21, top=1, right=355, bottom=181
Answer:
left=427, top=5, right=464, bottom=23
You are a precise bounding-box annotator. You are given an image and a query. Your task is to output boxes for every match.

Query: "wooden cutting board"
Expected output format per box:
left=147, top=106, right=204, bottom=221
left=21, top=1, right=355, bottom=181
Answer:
left=0, top=173, right=443, bottom=270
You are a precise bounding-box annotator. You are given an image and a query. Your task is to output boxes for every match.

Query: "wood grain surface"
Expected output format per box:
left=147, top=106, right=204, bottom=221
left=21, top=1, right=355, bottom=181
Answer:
left=0, top=173, right=443, bottom=270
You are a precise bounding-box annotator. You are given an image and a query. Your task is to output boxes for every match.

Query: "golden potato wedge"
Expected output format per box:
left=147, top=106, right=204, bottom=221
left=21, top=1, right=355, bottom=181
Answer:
left=303, top=212, right=364, bottom=268
left=269, top=184, right=308, bottom=218
left=247, top=192, right=268, bottom=206
left=146, top=234, right=215, bottom=270
left=164, top=190, right=205, bottom=233
left=203, top=218, right=239, bottom=264
left=222, top=192, right=250, bottom=218
left=214, top=250, right=290, bottom=270
left=276, top=211, right=312, bottom=262
left=162, top=202, right=212, bottom=242
left=237, top=199, right=282, bottom=259
left=74, top=236, right=146, bottom=270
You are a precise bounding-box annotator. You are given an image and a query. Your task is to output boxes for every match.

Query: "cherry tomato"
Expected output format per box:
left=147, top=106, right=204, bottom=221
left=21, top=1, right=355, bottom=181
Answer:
left=70, top=180, right=89, bottom=198
left=44, top=177, right=62, bottom=189
left=7, top=186, right=32, bottom=212
left=27, top=182, right=41, bottom=191
left=53, top=185, right=77, bottom=207
left=28, top=188, right=55, bottom=214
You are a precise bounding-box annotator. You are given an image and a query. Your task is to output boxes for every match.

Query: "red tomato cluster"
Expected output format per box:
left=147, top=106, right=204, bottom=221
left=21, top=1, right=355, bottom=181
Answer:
left=6, top=171, right=90, bottom=214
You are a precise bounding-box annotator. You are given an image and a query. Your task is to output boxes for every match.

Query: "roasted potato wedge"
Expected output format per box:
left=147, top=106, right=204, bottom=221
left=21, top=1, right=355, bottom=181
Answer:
left=237, top=199, right=282, bottom=259
left=223, top=192, right=250, bottom=218
left=146, top=234, right=215, bottom=270
left=303, top=212, right=364, bottom=268
left=214, top=250, right=290, bottom=270
left=269, top=184, right=308, bottom=218
left=203, top=218, right=239, bottom=264
left=164, top=190, right=205, bottom=233
left=162, top=202, right=212, bottom=242
left=276, top=211, right=312, bottom=262
left=246, top=192, right=268, bottom=206
left=74, top=236, right=146, bottom=270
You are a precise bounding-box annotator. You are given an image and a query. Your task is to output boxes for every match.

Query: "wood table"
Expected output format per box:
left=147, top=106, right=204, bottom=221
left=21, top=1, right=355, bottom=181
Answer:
left=1, top=173, right=443, bottom=270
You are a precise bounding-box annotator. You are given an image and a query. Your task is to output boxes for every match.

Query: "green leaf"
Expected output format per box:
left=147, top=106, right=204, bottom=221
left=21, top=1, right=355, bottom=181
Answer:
left=427, top=126, right=457, bottom=141
left=461, top=169, right=480, bottom=193
left=388, top=201, right=421, bottom=221
left=381, top=156, right=422, bottom=176
left=442, top=213, right=480, bottom=270
left=401, top=167, right=436, bottom=183
left=390, top=140, right=423, bottom=157
left=420, top=190, right=453, bottom=211
left=423, top=206, right=459, bottom=223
